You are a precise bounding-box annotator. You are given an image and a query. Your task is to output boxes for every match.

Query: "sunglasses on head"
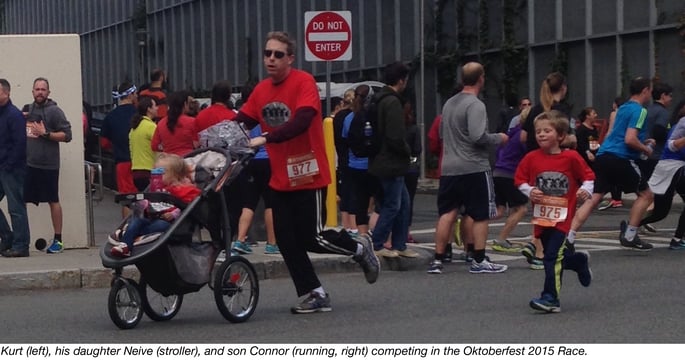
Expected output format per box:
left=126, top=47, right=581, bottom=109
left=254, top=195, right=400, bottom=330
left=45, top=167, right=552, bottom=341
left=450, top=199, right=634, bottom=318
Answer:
left=263, top=49, right=287, bottom=59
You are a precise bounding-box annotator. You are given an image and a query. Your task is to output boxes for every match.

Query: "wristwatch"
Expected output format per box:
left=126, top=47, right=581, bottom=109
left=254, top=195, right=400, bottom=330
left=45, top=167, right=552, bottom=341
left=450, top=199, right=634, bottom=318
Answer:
left=42, top=131, right=50, bottom=139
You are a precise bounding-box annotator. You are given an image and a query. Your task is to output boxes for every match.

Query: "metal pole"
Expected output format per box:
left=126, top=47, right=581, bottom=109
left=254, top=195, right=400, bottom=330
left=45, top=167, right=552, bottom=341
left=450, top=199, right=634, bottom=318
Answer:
left=326, top=61, right=332, bottom=117
left=419, top=0, right=426, bottom=181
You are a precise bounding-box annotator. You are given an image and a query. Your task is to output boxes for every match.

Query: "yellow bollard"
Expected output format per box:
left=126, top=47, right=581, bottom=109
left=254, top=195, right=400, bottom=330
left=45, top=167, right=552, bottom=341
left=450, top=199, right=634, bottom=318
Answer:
left=322, top=115, right=338, bottom=228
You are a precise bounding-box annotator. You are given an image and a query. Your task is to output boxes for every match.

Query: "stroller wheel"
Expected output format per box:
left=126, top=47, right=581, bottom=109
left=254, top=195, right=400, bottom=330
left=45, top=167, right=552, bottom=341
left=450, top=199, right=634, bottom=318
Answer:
left=139, top=277, right=183, bottom=321
left=107, top=278, right=143, bottom=329
left=213, top=256, right=259, bottom=323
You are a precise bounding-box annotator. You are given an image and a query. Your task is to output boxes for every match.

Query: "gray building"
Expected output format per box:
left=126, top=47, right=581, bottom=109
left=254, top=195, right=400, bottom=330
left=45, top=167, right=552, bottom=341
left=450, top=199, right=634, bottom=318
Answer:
left=3, top=0, right=685, bottom=155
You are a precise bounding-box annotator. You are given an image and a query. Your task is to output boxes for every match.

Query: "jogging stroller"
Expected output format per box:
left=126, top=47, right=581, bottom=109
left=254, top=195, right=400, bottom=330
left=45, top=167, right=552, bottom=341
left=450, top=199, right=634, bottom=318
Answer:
left=100, top=146, right=258, bottom=329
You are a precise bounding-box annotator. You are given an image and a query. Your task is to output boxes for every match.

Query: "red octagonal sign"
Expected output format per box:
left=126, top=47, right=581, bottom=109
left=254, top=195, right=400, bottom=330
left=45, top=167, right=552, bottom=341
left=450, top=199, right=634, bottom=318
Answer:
left=305, top=11, right=352, bottom=62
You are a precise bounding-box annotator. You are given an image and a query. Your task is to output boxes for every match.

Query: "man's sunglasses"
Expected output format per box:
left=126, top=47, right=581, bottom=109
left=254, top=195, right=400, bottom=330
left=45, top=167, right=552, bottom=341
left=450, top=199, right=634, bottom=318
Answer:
left=263, top=49, right=287, bottom=59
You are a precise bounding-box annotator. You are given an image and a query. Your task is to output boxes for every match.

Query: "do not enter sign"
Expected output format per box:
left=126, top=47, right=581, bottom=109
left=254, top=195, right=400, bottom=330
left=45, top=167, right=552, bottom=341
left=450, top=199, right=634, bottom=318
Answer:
left=304, top=11, right=352, bottom=62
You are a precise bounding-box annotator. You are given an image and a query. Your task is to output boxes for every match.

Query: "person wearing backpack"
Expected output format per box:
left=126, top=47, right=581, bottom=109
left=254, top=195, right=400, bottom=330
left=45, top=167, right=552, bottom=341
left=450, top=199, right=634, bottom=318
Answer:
left=367, top=62, right=418, bottom=258
left=341, top=85, right=379, bottom=237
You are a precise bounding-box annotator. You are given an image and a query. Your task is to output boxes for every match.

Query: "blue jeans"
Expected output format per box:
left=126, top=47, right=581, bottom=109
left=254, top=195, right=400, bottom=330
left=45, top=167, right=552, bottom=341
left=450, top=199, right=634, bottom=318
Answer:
left=122, top=216, right=170, bottom=251
left=0, top=169, right=30, bottom=252
left=372, top=176, right=410, bottom=251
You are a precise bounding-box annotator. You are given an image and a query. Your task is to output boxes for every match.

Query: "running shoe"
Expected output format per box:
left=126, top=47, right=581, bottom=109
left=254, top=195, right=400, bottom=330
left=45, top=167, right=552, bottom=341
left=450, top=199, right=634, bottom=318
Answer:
left=669, top=238, right=685, bottom=250
left=469, top=260, right=507, bottom=274
left=530, top=294, right=561, bottom=313
left=46, top=239, right=64, bottom=254
left=619, top=233, right=653, bottom=251
left=290, top=293, right=332, bottom=314
left=521, top=242, right=536, bottom=263
left=576, top=250, right=592, bottom=287
left=491, top=239, right=522, bottom=253
left=597, top=199, right=612, bottom=211
left=529, top=258, right=544, bottom=270
left=231, top=240, right=253, bottom=254
left=264, top=243, right=281, bottom=254
left=427, top=260, right=443, bottom=274
left=352, top=234, right=380, bottom=284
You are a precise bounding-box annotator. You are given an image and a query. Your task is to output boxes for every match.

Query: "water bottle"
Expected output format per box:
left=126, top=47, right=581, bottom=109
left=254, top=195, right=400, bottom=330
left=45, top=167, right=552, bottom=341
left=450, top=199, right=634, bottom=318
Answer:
left=149, top=167, right=165, bottom=192
left=640, top=144, right=653, bottom=161
left=363, top=121, right=373, bottom=146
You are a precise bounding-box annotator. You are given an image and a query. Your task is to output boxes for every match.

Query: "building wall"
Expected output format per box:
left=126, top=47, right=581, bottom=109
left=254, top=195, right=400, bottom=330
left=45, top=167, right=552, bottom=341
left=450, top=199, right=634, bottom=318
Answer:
left=3, top=0, right=685, bottom=148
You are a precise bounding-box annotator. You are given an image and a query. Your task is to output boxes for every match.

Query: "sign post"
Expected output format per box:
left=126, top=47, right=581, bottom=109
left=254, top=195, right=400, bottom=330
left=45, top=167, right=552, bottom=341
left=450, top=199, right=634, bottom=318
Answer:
left=304, top=10, right=352, bottom=228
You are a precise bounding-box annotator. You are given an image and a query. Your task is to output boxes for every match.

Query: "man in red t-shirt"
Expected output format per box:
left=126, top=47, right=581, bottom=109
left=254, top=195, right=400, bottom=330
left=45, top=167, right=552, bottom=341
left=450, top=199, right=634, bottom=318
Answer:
left=234, top=31, right=380, bottom=314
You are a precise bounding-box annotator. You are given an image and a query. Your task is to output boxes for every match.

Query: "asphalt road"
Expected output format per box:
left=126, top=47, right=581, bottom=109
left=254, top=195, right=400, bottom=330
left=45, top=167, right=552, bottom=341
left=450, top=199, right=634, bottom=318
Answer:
left=2, top=243, right=684, bottom=343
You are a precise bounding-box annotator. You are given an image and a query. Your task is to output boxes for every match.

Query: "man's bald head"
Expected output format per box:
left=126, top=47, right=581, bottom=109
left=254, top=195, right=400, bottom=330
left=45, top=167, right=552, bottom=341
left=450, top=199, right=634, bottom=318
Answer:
left=462, top=62, right=484, bottom=86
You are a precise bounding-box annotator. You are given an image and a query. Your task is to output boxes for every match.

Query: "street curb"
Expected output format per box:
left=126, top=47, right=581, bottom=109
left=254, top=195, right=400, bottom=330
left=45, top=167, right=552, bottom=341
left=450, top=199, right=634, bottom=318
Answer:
left=0, top=247, right=434, bottom=291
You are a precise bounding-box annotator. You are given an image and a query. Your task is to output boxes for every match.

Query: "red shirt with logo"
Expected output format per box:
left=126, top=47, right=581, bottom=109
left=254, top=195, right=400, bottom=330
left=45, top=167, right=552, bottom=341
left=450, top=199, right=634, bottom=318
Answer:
left=515, top=149, right=595, bottom=235
left=239, top=69, right=330, bottom=191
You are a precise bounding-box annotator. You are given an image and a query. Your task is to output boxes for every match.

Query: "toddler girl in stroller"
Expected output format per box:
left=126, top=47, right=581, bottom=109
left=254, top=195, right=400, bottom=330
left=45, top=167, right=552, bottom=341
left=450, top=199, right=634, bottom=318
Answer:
left=111, top=153, right=201, bottom=257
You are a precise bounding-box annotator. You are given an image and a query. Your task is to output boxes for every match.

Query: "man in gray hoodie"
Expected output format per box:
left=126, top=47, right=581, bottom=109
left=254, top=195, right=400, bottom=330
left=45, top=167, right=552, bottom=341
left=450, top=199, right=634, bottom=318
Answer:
left=24, top=77, right=72, bottom=254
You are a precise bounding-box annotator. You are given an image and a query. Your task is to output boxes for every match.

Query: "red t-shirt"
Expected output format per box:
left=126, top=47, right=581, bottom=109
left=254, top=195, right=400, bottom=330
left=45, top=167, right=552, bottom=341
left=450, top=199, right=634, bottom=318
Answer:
left=194, top=104, right=238, bottom=136
left=139, top=88, right=168, bottom=120
left=239, top=69, right=330, bottom=191
left=427, top=115, right=443, bottom=175
left=514, top=149, right=595, bottom=235
left=151, top=114, right=197, bottom=156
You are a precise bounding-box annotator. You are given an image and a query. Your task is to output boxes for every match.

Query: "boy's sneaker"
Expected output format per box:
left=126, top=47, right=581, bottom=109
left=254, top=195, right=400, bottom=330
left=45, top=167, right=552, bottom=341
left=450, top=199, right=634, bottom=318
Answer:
left=529, top=258, right=544, bottom=270
left=669, top=238, right=685, bottom=250
left=352, top=234, right=380, bottom=284
left=491, top=239, right=521, bottom=253
left=110, top=243, right=130, bottom=258
left=521, top=243, right=536, bottom=263
left=232, top=240, right=252, bottom=254
left=46, top=239, right=64, bottom=254
left=530, top=294, right=561, bottom=313
left=290, top=292, right=332, bottom=314
left=611, top=200, right=623, bottom=208
left=576, top=251, right=592, bottom=287
left=619, top=234, right=653, bottom=251
left=469, top=260, right=507, bottom=274
left=264, top=244, right=280, bottom=254
left=427, top=260, right=443, bottom=274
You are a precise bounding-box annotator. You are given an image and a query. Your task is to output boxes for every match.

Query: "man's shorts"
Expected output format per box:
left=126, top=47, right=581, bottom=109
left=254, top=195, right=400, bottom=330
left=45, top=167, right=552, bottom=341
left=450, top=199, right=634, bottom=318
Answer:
left=116, top=161, right=137, bottom=194
left=493, top=176, right=528, bottom=208
left=24, top=166, right=59, bottom=204
left=594, top=153, right=648, bottom=195
left=437, top=171, right=497, bottom=221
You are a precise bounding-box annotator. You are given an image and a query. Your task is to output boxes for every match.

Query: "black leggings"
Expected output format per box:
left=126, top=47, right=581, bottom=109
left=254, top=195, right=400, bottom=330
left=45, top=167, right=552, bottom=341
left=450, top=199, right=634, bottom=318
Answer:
left=640, top=167, right=685, bottom=238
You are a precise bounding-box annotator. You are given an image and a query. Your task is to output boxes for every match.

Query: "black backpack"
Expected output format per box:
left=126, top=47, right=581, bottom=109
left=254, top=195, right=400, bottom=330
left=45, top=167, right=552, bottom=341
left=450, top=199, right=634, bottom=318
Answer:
left=347, top=93, right=395, bottom=158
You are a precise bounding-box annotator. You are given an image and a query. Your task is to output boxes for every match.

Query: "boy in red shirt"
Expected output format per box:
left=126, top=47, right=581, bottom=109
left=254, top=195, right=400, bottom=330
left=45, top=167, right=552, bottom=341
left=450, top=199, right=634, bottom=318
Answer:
left=515, top=111, right=595, bottom=313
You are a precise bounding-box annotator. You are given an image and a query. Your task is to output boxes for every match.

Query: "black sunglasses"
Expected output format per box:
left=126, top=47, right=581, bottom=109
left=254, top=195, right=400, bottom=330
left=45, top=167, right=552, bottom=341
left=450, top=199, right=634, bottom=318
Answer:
left=263, top=49, right=287, bottom=59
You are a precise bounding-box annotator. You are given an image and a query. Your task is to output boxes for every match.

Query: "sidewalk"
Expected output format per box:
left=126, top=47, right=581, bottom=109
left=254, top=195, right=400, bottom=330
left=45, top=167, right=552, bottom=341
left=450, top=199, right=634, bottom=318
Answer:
left=0, top=188, right=435, bottom=291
